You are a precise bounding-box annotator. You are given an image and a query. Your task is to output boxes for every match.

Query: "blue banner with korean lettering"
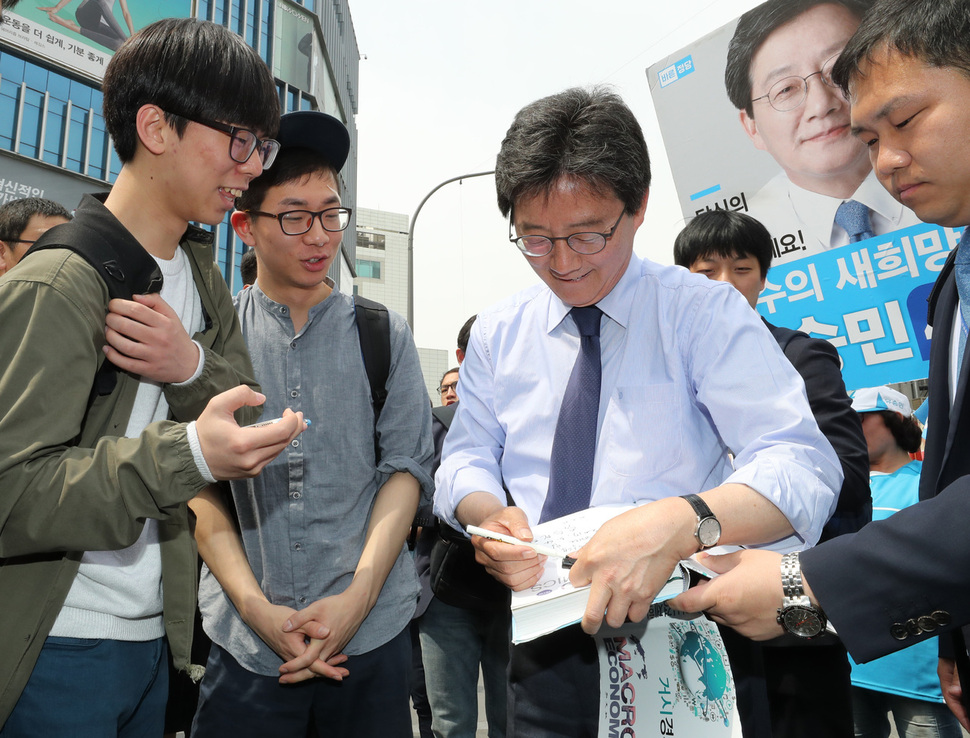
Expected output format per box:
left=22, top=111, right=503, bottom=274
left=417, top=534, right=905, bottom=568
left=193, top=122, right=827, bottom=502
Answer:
left=757, top=224, right=964, bottom=390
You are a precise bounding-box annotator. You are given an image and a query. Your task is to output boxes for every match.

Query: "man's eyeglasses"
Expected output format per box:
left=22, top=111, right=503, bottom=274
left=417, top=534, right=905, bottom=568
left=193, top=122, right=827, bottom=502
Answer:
left=438, top=381, right=458, bottom=394
left=509, top=210, right=626, bottom=258
left=0, top=238, right=35, bottom=245
left=750, top=53, right=842, bottom=113
left=245, top=207, right=353, bottom=236
left=170, top=111, right=280, bottom=169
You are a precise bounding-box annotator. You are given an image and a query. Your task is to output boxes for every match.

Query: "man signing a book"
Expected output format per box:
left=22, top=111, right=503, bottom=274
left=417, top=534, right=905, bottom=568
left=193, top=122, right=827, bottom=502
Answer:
left=432, top=86, right=843, bottom=738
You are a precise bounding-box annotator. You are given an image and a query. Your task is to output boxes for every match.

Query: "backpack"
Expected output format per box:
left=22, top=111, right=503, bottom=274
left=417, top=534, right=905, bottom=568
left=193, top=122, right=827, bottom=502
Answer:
left=25, top=224, right=393, bottom=429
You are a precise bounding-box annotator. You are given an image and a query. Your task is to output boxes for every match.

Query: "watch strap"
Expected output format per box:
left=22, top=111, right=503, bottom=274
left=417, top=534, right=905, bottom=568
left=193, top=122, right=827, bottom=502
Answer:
left=682, top=493, right=714, bottom=522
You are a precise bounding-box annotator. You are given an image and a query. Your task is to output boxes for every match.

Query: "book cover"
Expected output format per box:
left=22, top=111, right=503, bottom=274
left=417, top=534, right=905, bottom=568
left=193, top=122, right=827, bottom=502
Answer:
left=596, top=603, right=736, bottom=737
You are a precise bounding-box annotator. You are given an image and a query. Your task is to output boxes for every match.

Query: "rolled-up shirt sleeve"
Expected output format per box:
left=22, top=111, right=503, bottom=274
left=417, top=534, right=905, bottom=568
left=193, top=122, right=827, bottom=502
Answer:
left=434, top=318, right=508, bottom=530
left=685, top=286, right=842, bottom=549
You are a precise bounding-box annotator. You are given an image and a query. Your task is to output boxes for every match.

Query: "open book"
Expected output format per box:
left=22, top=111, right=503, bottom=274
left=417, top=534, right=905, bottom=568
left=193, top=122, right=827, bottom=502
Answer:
left=510, top=505, right=713, bottom=644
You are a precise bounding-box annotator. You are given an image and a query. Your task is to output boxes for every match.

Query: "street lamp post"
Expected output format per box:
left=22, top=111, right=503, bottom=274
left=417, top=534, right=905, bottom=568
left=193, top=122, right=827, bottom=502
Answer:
left=407, top=170, right=495, bottom=329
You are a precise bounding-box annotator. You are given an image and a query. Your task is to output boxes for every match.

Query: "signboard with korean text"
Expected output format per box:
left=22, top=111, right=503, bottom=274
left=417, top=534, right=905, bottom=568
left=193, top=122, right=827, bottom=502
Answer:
left=646, top=0, right=937, bottom=387
left=756, top=224, right=962, bottom=390
left=0, top=0, right=191, bottom=81
left=0, top=150, right=102, bottom=210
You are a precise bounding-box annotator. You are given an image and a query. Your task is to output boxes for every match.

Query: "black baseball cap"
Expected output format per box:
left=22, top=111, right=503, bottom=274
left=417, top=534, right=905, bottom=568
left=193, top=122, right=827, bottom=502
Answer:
left=277, top=111, right=350, bottom=172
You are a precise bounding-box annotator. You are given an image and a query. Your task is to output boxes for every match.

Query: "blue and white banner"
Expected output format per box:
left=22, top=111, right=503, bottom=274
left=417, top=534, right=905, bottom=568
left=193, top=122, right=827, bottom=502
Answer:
left=757, top=224, right=963, bottom=390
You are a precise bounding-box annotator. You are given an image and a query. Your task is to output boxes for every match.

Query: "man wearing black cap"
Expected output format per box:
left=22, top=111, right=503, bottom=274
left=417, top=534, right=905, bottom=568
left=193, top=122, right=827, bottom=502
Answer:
left=190, top=111, right=434, bottom=737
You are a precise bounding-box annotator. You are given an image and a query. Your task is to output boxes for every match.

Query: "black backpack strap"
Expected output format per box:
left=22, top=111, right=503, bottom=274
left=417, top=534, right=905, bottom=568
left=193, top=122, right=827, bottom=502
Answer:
left=26, top=220, right=164, bottom=301
left=23, top=220, right=163, bottom=396
left=353, top=294, right=392, bottom=425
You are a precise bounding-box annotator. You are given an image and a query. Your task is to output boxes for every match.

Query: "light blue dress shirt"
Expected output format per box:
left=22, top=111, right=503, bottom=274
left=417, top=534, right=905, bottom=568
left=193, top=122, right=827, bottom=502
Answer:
left=434, top=254, right=841, bottom=551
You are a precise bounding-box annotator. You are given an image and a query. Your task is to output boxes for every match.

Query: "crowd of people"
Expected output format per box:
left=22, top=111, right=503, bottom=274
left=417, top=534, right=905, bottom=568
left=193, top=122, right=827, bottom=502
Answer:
left=2, top=0, right=970, bottom=737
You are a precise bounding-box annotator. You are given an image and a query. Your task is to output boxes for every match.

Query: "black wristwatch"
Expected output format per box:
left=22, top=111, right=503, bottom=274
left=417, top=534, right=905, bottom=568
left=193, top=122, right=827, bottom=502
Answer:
left=776, top=552, right=827, bottom=638
left=682, top=493, right=721, bottom=551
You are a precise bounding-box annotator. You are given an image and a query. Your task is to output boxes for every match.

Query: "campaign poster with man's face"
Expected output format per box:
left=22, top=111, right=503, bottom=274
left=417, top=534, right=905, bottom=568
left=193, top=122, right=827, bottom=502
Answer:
left=0, top=0, right=191, bottom=80
left=648, top=0, right=961, bottom=389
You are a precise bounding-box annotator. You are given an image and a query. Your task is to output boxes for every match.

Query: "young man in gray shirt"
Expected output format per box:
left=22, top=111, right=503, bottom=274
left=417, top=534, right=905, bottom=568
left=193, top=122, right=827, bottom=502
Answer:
left=191, top=111, right=434, bottom=738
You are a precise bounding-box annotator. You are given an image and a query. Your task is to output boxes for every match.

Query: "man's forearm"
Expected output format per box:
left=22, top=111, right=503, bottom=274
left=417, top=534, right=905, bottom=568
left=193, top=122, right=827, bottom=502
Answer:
left=702, top=482, right=795, bottom=547
left=189, top=484, right=268, bottom=622
left=350, top=471, right=421, bottom=612
left=454, top=490, right=507, bottom=530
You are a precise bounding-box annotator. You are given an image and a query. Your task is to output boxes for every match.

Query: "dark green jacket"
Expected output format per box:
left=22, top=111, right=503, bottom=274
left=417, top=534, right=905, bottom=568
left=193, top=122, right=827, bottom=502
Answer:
left=0, top=199, right=258, bottom=725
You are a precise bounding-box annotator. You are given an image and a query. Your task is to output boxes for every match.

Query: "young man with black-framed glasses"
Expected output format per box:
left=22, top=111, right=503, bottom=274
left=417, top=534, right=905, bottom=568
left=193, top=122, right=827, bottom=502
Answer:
left=0, top=18, right=306, bottom=736
left=189, top=110, right=434, bottom=738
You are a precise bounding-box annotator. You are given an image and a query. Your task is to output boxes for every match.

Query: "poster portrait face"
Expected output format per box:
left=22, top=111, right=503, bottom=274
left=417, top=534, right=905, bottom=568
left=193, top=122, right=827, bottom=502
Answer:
left=738, top=3, right=870, bottom=197
left=647, top=0, right=962, bottom=390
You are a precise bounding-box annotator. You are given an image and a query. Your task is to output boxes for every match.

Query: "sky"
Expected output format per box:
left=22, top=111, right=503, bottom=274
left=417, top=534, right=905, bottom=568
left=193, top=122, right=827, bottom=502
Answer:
left=348, top=0, right=762, bottom=352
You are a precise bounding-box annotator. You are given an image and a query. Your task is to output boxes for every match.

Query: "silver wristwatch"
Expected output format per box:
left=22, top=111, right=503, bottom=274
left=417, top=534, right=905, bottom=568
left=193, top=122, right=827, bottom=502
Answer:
left=682, top=493, right=721, bottom=551
left=776, top=552, right=827, bottom=638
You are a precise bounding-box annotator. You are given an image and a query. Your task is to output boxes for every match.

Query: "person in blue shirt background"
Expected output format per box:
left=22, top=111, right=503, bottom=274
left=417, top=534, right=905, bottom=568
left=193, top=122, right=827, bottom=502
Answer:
left=849, top=386, right=961, bottom=738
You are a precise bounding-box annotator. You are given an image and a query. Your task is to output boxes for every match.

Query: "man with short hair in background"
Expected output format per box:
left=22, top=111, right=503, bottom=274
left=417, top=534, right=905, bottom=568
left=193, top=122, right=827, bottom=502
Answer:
left=0, top=197, right=71, bottom=276
left=438, top=368, right=459, bottom=408
left=674, top=208, right=869, bottom=738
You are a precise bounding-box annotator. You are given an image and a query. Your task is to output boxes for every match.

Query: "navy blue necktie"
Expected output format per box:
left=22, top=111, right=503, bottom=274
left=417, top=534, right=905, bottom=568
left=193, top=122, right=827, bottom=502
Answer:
left=955, top=234, right=970, bottom=371
left=540, top=306, right=603, bottom=523
left=835, top=200, right=876, bottom=243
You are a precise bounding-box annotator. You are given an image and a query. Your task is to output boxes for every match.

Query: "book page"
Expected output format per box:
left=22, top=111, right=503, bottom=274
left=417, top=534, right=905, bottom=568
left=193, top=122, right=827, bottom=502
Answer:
left=519, top=505, right=636, bottom=604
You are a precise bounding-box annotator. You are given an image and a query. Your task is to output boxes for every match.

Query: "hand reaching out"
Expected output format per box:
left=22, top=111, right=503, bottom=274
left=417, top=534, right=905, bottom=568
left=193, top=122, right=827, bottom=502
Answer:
left=195, top=386, right=306, bottom=479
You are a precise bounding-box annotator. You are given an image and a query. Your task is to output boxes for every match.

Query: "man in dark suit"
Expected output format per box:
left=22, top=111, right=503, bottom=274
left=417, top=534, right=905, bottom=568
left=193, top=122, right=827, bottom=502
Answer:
left=675, top=208, right=869, bottom=738
left=673, top=0, right=970, bottom=728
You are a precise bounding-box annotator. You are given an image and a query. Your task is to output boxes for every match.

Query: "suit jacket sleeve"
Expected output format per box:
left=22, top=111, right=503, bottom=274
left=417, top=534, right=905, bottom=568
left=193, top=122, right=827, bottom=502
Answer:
left=801, top=477, right=970, bottom=663
left=777, top=328, right=871, bottom=537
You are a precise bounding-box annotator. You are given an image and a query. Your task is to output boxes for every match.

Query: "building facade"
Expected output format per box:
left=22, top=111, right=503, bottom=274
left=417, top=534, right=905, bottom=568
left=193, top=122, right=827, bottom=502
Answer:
left=0, top=0, right=360, bottom=292
left=354, top=206, right=450, bottom=405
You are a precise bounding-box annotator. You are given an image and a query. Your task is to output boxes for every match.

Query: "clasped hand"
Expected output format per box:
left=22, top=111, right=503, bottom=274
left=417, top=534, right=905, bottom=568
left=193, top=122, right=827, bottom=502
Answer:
left=104, top=294, right=199, bottom=384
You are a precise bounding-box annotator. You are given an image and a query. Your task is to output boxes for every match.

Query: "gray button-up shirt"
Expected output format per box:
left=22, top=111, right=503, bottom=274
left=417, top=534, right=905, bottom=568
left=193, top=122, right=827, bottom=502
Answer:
left=199, top=281, right=434, bottom=675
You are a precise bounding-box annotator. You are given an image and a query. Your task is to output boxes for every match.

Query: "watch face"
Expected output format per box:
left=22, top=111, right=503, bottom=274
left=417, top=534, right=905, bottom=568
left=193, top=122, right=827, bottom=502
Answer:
left=780, top=605, right=825, bottom=638
left=697, top=517, right=721, bottom=547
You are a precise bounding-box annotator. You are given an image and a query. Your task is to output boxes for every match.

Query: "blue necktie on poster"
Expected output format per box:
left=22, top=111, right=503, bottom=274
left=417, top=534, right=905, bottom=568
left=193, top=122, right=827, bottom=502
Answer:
left=540, top=306, right=603, bottom=524
left=955, top=235, right=970, bottom=370
left=835, top=200, right=876, bottom=243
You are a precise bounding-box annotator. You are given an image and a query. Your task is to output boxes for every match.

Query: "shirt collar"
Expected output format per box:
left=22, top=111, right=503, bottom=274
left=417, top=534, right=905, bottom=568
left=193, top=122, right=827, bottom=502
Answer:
left=788, top=170, right=907, bottom=233
left=544, top=252, right=640, bottom=333
left=250, top=275, right=337, bottom=323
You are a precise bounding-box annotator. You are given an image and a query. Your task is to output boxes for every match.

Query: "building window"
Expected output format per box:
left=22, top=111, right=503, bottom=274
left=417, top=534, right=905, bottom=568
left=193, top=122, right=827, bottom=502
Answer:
left=356, top=258, right=381, bottom=279
left=0, top=50, right=113, bottom=181
left=357, top=230, right=385, bottom=251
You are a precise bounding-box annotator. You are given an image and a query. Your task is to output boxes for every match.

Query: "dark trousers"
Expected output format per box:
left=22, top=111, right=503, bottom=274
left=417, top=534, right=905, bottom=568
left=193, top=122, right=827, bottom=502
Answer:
left=720, top=626, right=854, bottom=738
left=191, top=629, right=412, bottom=738
left=409, top=620, right=433, bottom=738
left=507, top=625, right=599, bottom=738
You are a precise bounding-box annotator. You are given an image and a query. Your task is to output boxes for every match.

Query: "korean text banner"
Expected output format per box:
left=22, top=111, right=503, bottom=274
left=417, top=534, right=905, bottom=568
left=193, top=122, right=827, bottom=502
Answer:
left=646, top=0, right=937, bottom=388
left=1, top=0, right=190, bottom=81
left=759, top=223, right=963, bottom=390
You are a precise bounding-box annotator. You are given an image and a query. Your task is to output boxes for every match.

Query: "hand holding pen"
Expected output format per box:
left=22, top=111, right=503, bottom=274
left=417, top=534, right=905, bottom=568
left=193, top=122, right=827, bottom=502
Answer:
left=466, top=525, right=577, bottom=568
